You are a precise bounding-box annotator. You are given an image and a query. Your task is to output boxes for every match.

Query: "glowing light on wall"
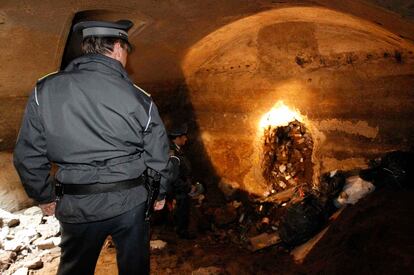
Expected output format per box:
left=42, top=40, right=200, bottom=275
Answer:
left=259, top=101, right=304, bottom=129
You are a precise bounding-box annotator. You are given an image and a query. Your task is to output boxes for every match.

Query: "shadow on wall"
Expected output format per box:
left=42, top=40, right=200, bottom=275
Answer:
left=143, top=81, right=226, bottom=206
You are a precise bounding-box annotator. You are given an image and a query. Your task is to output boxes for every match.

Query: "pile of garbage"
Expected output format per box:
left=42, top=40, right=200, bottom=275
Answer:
left=262, top=120, right=314, bottom=193
left=203, top=150, right=414, bottom=251
left=0, top=207, right=61, bottom=275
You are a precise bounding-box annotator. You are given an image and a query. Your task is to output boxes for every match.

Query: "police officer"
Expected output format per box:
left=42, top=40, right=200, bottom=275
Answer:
left=168, top=124, right=196, bottom=239
left=13, top=19, right=171, bottom=275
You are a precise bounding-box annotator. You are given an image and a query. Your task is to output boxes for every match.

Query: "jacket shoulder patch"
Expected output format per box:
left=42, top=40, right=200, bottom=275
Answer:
left=133, top=84, right=151, bottom=97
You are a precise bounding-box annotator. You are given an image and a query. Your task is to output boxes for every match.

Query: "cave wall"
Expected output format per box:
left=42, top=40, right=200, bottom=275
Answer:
left=0, top=1, right=414, bottom=210
left=182, top=7, right=414, bottom=196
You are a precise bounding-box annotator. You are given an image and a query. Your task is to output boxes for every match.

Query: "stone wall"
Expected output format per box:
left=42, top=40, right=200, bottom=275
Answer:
left=0, top=152, right=32, bottom=212
left=1, top=2, right=414, bottom=201
left=182, top=7, right=414, bottom=196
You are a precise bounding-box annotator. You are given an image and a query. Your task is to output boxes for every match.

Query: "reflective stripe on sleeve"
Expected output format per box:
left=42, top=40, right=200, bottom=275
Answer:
left=144, top=101, right=153, bottom=132
left=34, top=86, right=39, bottom=106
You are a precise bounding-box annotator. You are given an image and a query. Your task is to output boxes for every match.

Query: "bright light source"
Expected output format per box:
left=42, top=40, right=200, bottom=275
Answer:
left=259, top=101, right=304, bottom=128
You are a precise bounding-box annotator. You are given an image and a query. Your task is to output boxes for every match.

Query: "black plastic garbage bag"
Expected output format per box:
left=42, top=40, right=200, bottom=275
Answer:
left=360, top=151, right=414, bottom=188
left=279, top=195, right=328, bottom=246
left=319, top=171, right=346, bottom=200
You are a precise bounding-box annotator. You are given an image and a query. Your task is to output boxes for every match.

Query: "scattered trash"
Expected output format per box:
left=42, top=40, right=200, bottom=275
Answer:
left=333, top=176, right=375, bottom=207
left=259, top=187, right=296, bottom=204
left=262, top=120, right=314, bottom=193
left=248, top=232, right=281, bottom=251
left=319, top=170, right=346, bottom=200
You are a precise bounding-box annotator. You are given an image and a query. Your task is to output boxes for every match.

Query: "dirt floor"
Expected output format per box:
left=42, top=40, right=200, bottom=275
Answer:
left=36, top=183, right=414, bottom=275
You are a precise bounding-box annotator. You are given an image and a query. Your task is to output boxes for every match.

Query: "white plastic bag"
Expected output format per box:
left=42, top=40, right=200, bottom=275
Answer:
left=334, top=176, right=375, bottom=207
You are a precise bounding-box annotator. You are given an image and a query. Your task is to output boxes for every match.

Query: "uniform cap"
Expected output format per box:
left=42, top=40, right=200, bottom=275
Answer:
left=73, top=20, right=133, bottom=41
left=168, top=124, right=188, bottom=138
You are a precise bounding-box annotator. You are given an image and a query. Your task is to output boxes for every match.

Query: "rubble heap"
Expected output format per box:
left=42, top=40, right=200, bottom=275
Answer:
left=262, top=120, right=314, bottom=193
left=0, top=207, right=61, bottom=275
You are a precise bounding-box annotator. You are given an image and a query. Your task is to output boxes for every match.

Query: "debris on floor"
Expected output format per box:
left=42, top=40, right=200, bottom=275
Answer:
left=0, top=207, right=61, bottom=275
left=248, top=232, right=281, bottom=251
left=1, top=150, right=413, bottom=274
left=333, top=176, right=375, bottom=207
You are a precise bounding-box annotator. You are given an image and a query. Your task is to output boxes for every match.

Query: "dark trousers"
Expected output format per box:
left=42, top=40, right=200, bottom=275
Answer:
left=174, top=195, right=190, bottom=234
left=57, top=202, right=149, bottom=275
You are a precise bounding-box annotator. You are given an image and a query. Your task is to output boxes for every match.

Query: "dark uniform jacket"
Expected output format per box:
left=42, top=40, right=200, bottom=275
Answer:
left=170, top=142, right=192, bottom=198
left=13, top=54, right=171, bottom=223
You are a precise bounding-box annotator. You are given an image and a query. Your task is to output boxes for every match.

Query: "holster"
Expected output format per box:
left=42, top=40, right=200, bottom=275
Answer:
left=144, top=169, right=161, bottom=221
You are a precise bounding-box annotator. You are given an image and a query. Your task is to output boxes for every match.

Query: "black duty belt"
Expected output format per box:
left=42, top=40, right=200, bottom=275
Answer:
left=55, top=176, right=145, bottom=196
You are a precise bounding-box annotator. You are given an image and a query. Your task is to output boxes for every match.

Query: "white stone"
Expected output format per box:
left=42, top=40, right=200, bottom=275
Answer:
left=23, top=206, right=43, bottom=216
left=3, top=239, right=22, bottom=252
left=12, top=267, right=28, bottom=275
left=36, top=217, right=60, bottom=238
left=42, top=215, right=59, bottom=226
left=0, top=226, right=10, bottom=239
left=15, top=226, right=38, bottom=242
left=19, top=213, right=42, bottom=229
left=0, top=208, right=17, bottom=220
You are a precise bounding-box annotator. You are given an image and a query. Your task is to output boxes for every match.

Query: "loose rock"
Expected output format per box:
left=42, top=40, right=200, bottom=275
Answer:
left=34, top=237, right=61, bottom=250
left=150, top=240, right=167, bottom=251
left=23, top=257, right=43, bottom=270
left=7, top=219, right=20, bottom=228
left=12, top=267, right=28, bottom=275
